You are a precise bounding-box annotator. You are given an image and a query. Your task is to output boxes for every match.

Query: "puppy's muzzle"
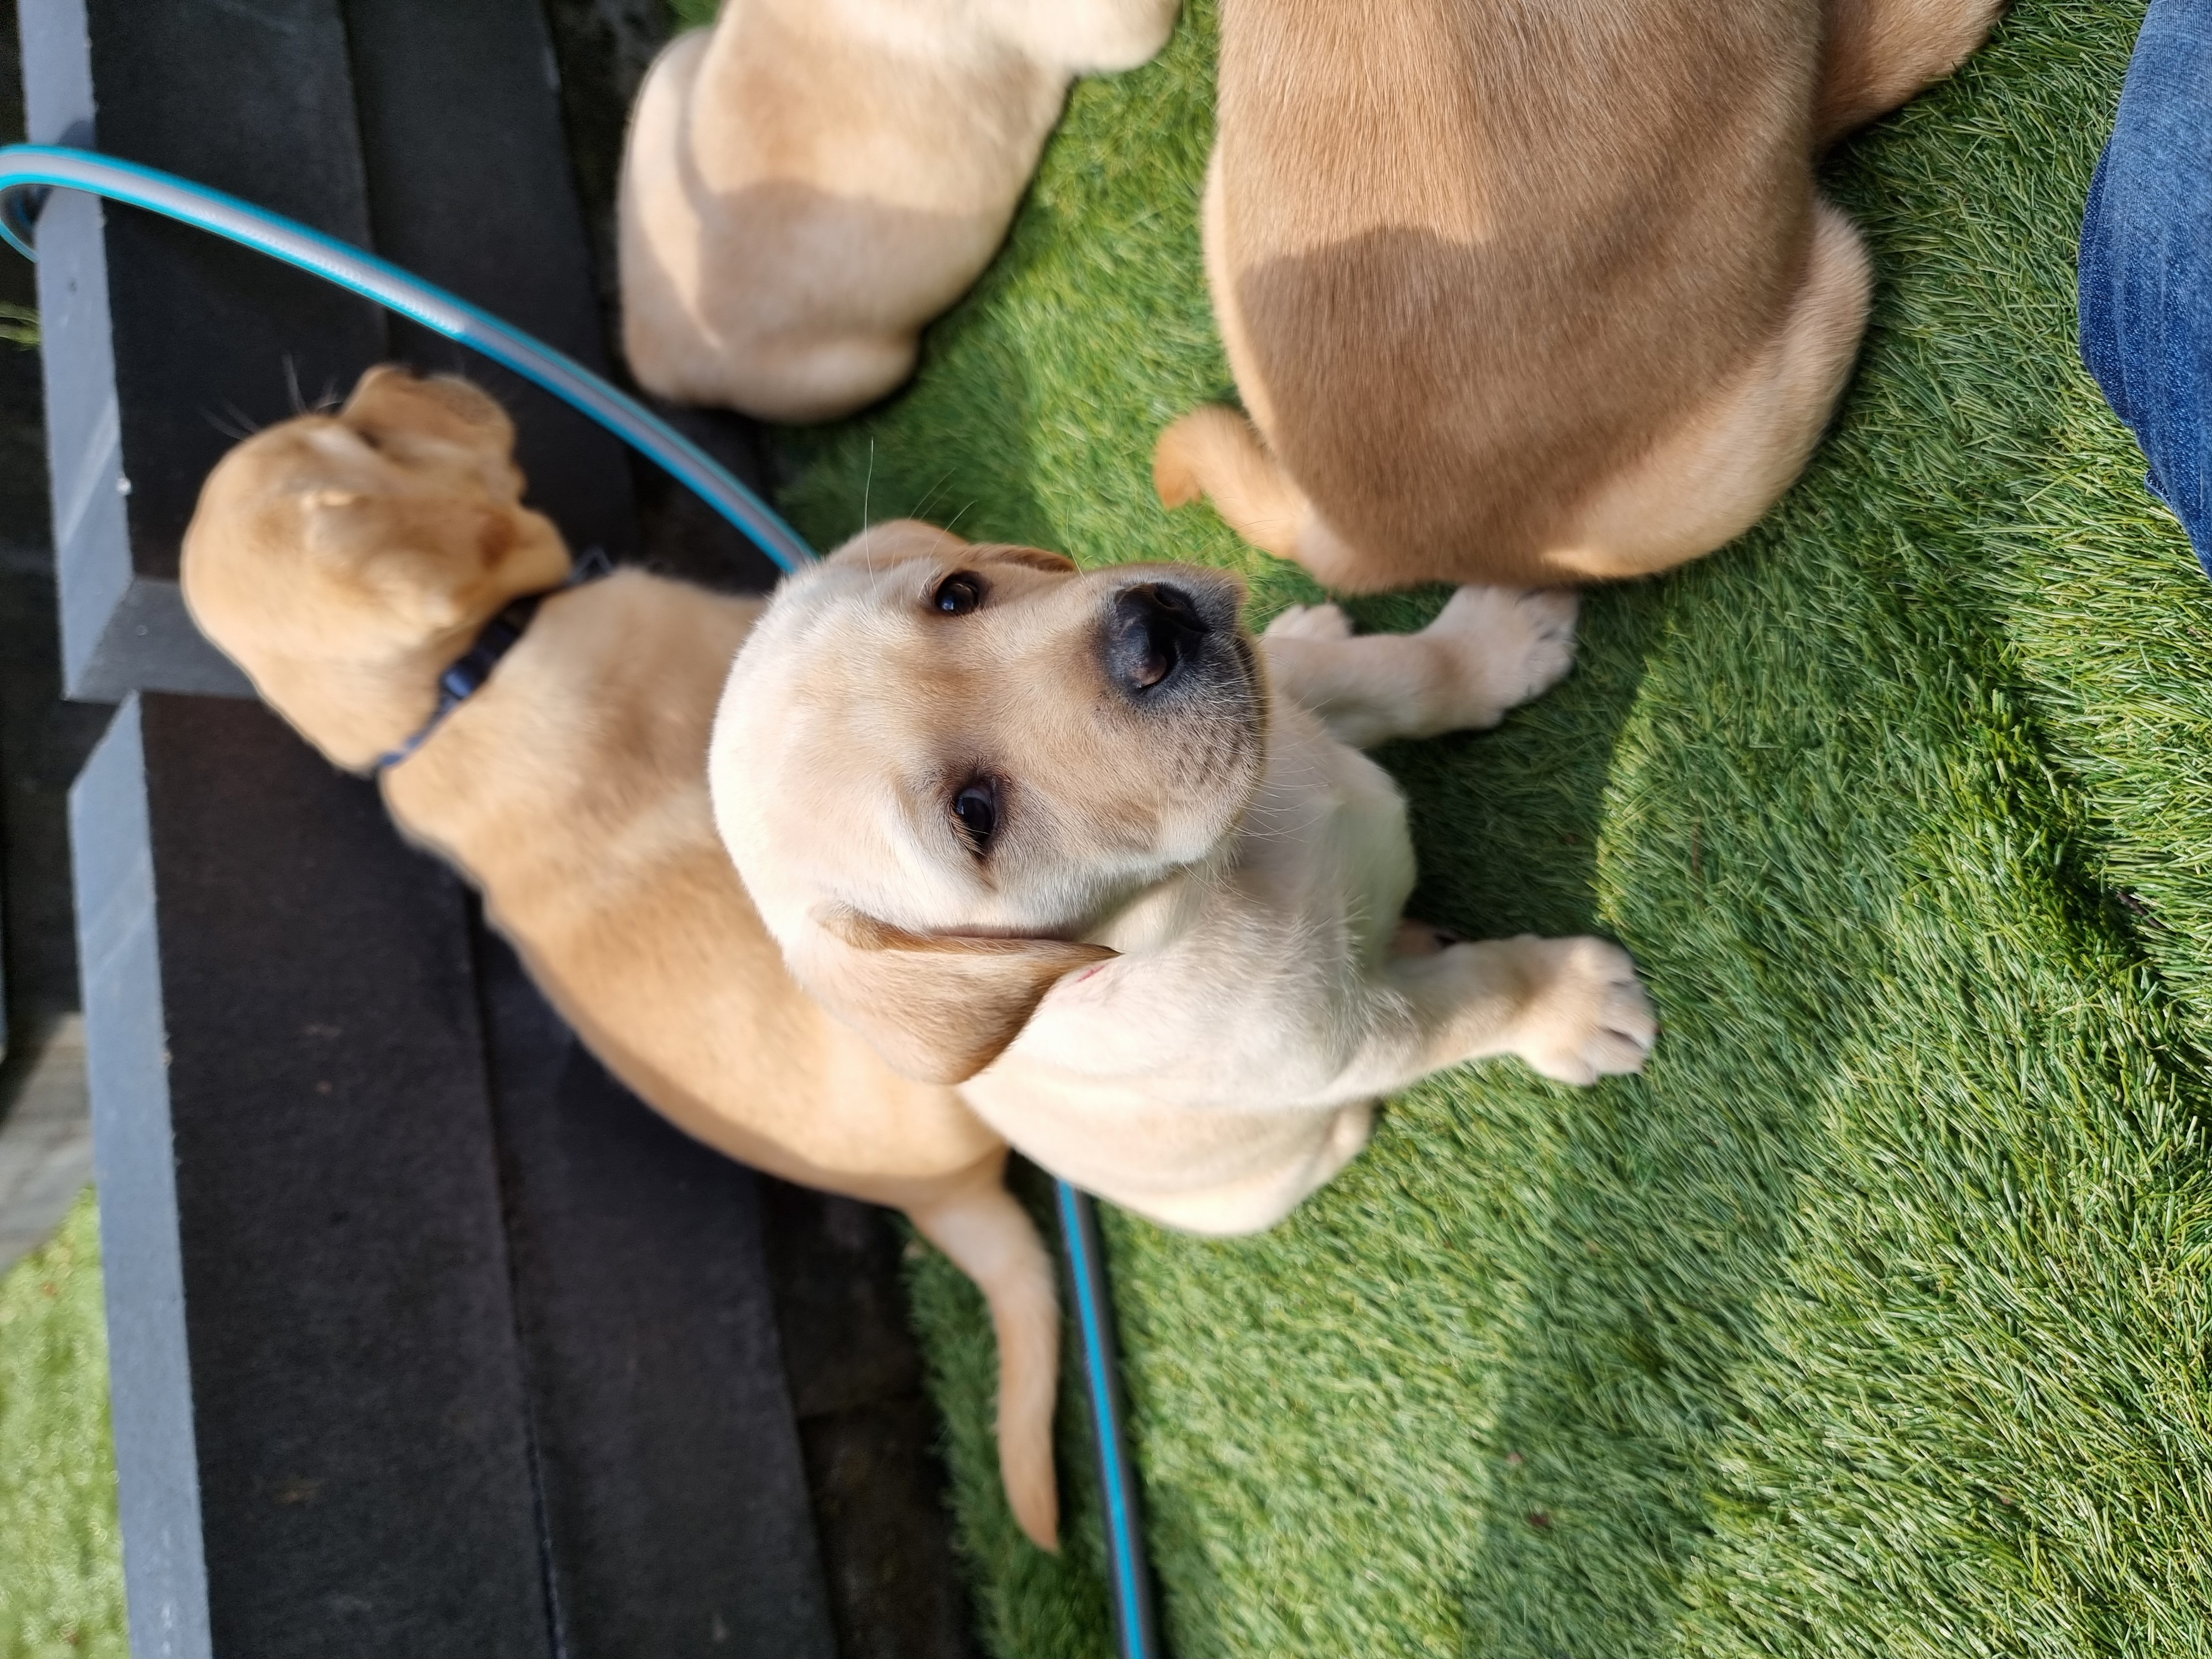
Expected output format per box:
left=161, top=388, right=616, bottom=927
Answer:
left=1105, top=581, right=1233, bottom=698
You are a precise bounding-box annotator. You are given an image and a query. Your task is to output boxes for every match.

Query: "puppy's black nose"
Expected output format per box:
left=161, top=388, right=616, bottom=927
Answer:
left=1108, top=582, right=1210, bottom=693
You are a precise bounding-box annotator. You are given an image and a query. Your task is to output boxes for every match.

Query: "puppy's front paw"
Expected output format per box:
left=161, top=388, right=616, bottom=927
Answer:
left=1513, top=936, right=1655, bottom=1086
left=1423, top=585, right=1578, bottom=724
left=1264, top=602, right=1354, bottom=643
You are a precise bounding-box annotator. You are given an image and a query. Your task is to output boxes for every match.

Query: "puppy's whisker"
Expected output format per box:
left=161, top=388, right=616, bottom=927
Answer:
left=909, top=466, right=958, bottom=524
left=205, top=403, right=262, bottom=444
left=282, top=354, right=306, bottom=416
left=848, top=439, right=886, bottom=572
left=942, top=499, right=977, bottom=536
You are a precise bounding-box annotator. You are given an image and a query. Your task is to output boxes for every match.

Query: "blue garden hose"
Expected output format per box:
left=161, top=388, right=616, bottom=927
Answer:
left=0, top=141, right=1158, bottom=1657
left=1058, top=1181, right=1162, bottom=1658
left=0, top=144, right=815, bottom=575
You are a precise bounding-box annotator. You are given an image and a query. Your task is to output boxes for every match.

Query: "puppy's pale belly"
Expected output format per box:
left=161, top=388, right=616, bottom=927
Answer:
left=959, top=721, right=1416, bottom=1234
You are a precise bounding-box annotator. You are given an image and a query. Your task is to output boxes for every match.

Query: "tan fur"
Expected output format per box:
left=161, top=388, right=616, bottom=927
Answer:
left=1156, top=0, right=2000, bottom=591
left=618, top=0, right=1180, bottom=421
left=1818, top=0, right=2000, bottom=141
left=714, top=523, right=1656, bottom=1238
left=179, top=368, right=1063, bottom=1551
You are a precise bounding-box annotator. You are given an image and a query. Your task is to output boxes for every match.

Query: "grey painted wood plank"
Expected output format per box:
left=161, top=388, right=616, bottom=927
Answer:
left=23, top=0, right=384, bottom=700
left=69, top=696, right=211, bottom=1659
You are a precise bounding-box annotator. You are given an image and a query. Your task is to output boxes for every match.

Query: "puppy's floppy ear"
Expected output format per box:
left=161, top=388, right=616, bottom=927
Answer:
left=805, top=906, right=1114, bottom=1085
left=302, top=490, right=564, bottom=634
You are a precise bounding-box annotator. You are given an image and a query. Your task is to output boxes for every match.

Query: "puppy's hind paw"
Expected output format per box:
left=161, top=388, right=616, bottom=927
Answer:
left=1423, top=585, right=1578, bottom=723
left=1154, top=408, right=1236, bottom=509
left=1264, top=602, right=1354, bottom=643
left=1513, top=936, right=1655, bottom=1086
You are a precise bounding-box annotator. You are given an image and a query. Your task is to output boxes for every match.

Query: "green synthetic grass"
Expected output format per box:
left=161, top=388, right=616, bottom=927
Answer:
left=775, top=1, right=2212, bottom=1654
left=0, top=1191, right=125, bottom=1658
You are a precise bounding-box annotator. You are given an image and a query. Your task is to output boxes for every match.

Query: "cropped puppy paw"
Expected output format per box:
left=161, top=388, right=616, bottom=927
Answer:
left=1511, top=936, right=1655, bottom=1086
left=1264, top=601, right=1354, bottom=643
left=1422, top=585, right=1578, bottom=724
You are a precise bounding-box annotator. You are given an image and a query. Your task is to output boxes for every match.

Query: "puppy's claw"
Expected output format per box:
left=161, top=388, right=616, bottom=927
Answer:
left=1265, top=601, right=1354, bottom=643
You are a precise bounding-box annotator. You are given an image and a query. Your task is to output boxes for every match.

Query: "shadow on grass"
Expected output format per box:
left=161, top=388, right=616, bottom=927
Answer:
left=1380, top=565, right=1820, bottom=1659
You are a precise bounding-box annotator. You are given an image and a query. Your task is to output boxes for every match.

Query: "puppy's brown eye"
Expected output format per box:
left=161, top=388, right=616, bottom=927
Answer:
left=933, top=572, right=984, bottom=614
left=951, top=781, right=998, bottom=851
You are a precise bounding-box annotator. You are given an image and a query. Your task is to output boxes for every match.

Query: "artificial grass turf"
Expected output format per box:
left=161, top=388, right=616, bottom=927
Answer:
left=0, top=1190, right=126, bottom=1659
left=773, top=1, right=2212, bottom=1655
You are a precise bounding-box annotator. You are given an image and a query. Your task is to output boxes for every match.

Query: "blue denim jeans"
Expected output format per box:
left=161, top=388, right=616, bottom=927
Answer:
left=2079, top=0, right=2212, bottom=578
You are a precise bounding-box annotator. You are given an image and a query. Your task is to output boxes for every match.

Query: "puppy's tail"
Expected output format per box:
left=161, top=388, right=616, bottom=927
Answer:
left=1154, top=405, right=1310, bottom=560
left=906, top=1159, right=1062, bottom=1551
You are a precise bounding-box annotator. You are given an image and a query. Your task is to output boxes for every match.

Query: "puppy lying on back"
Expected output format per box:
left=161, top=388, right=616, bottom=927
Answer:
left=713, top=523, right=1655, bottom=1235
left=180, top=368, right=1065, bottom=1550
left=1155, top=0, right=1998, bottom=591
left=619, top=0, right=1180, bottom=421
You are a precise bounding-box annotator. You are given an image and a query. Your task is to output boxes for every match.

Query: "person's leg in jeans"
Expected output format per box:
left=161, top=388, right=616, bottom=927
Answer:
left=2079, top=0, right=2212, bottom=578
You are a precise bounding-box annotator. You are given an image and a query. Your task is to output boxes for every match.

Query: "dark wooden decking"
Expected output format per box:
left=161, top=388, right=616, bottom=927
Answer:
left=11, top=1, right=979, bottom=1653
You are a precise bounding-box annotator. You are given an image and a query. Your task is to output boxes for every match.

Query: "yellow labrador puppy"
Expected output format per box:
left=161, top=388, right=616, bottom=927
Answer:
left=1154, top=0, right=1999, bottom=592
left=619, top=0, right=1181, bottom=421
left=712, top=523, right=1655, bottom=1235
left=179, top=368, right=1065, bottom=1551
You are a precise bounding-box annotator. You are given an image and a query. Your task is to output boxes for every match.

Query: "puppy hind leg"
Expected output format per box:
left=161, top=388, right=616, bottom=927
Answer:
left=1818, top=0, right=2003, bottom=145
left=1155, top=405, right=1313, bottom=560
left=1116, top=1102, right=1376, bottom=1237
left=905, top=1164, right=1062, bottom=1551
left=1543, top=200, right=1871, bottom=582
left=1154, top=405, right=1387, bottom=591
left=1311, top=1099, right=1375, bottom=1197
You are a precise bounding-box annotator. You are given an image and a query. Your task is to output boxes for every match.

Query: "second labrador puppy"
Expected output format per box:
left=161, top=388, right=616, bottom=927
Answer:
left=713, top=523, right=1655, bottom=1235
left=620, top=0, right=1181, bottom=421
left=1155, top=0, right=1999, bottom=591
left=180, top=369, right=1064, bottom=1550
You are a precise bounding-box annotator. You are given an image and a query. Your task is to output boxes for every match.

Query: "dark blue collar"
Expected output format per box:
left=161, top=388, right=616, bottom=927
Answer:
left=377, top=547, right=613, bottom=771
